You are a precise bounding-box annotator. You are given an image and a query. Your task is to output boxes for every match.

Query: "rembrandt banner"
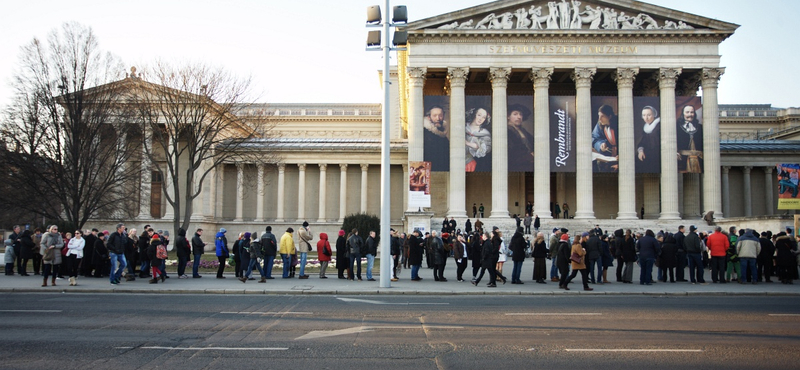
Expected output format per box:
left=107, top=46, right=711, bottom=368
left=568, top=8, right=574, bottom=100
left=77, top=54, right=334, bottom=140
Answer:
left=633, top=97, right=662, bottom=173
left=777, top=164, right=800, bottom=210
left=590, top=97, right=619, bottom=172
left=507, top=96, right=534, bottom=172
left=676, top=96, right=703, bottom=173
left=422, top=96, right=451, bottom=172
left=549, top=96, right=576, bottom=172
left=408, top=161, right=431, bottom=208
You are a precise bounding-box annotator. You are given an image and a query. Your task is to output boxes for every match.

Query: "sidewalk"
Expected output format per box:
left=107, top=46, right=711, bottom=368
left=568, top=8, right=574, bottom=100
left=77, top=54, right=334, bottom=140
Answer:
left=1, top=261, right=797, bottom=296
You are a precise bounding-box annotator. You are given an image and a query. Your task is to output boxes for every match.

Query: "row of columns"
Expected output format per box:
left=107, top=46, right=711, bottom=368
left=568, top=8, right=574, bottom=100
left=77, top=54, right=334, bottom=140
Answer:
left=721, top=166, right=774, bottom=218
left=406, top=66, right=724, bottom=220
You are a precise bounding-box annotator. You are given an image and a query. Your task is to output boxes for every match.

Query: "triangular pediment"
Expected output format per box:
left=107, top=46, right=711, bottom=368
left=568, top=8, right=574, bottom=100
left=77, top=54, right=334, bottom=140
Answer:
left=406, top=0, right=738, bottom=33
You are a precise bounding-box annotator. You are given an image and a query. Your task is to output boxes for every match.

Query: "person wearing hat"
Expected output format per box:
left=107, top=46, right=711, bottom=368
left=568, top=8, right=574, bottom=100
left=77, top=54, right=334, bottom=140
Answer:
left=297, top=221, right=314, bottom=279
left=215, top=228, right=229, bottom=279
left=147, top=233, right=165, bottom=284
left=507, top=103, right=534, bottom=172
left=335, top=229, right=348, bottom=279
left=684, top=225, right=706, bottom=284
left=260, top=226, right=278, bottom=279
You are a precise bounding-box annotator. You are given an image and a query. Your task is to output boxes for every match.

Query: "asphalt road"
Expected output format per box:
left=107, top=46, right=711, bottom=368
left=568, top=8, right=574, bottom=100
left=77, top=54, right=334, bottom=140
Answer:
left=0, top=293, right=799, bottom=369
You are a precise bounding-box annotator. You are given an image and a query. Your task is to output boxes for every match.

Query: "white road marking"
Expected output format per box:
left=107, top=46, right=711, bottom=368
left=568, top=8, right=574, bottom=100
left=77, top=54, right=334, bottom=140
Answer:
left=296, top=325, right=463, bottom=340
left=565, top=349, right=703, bottom=353
left=768, top=314, right=800, bottom=317
left=0, top=310, right=62, bottom=313
left=220, top=311, right=313, bottom=315
left=337, top=297, right=449, bottom=305
left=505, top=313, right=602, bottom=316
left=136, top=346, right=288, bottom=351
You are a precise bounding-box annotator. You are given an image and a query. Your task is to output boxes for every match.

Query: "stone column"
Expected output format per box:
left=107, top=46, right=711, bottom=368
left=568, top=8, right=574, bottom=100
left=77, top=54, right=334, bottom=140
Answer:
left=490, top=67, right=511, bottom=219
left=255, top=164, right=265, bottom=222
left=206, top=167, right=216, bottom=219
left=721, top=166, right=730, bottom=218
left=659, top=68, right=682, bottom=220
left=615, top=68, right=639, bottom=220
left=318, top=164, right=327, bottom=222
left=447, top=67, right=469, bottom=218
left=339, top=164, right=348, bottom=221
left=275, top=164, right=286, bottom=222
left=162, top=168, right=175, bottom=220
left=360, top=164, right=369, bottom=213
left=531, top=68, right=554, bottom=219
left=764, top=167, right=774, bottom=216
left=297, top=163, right=307, bottom=221
left=743, top=166, right=752, bottom=217
left=407, top=67, right=427, bottom=212
left=572, top=67, right=596, bottom=219
left=683, top=173, right=700, bottom=218
left=402, top=163, right=409, bottom=212
left=137, top=153, right=152, bottom=219
left=643, top=174, right=660, bottom=219
left=702, top=68, right=725, bottom=218
left=234, top=163, right=244, bottom=221
left=214, top=166, right=224, bottom=220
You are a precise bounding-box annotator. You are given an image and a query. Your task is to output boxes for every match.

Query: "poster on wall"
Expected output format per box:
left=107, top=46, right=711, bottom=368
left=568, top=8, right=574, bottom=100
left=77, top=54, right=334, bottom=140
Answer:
left=676, top=96, right=703, bottom=173
left=590, top=97, right=619, bottom=172
left=777, top=164, right=800, bottom=210
left=422, top=96, right=450, bottom=171
left=408, top=161, right=431, bottom=208
left=549, top=96, right=576, bottom=172
left=506, top=96, right=535, bottom=172
left=465, top=95, right=493, bottom=172
left=633, top=97, right=662, bottom=173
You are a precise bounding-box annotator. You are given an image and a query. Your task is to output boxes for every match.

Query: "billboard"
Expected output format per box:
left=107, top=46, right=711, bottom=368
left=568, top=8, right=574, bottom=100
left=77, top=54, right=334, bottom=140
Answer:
left=422, top=96, right=450, bottom=171
left=507, top=96, right=535, bottom=172
left=549, top=96, right=576, bottom=172
left=677, top=96, right=703, bottom=173
left=465, top=95, right=492, bottom=172
left=591, top=97, right=619, bottom=172
left=777, top=164, right=800, bottom=210
left=408, top=161, right=432, bottom=208
left=633, top=97, right=662, bottom=173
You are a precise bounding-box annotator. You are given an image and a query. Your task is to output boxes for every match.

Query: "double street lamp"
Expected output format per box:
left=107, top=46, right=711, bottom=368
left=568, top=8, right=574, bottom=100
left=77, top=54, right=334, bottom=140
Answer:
left=365, top=2, right=407, bottom=288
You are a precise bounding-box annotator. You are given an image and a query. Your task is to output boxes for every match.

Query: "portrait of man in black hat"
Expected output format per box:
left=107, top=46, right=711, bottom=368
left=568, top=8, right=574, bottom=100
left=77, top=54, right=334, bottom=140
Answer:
left=507, top=103, right=534, bottom=172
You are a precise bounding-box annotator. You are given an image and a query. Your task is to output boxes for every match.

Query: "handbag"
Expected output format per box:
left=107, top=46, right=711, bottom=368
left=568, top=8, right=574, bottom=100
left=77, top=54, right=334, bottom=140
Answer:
left=570, top=252, right=582, bottom=263
left=43, top=248, right=55, bottom=262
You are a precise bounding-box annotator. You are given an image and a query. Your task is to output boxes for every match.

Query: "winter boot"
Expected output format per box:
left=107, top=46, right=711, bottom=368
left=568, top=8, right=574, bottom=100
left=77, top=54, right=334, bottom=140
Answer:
left=149, top=278, right=158, bottom=284
left=259, top=277, right=266, bottom=283
left=42, top=277, right=48, bottom=287
left=51, top=276, right=56, bottom=286
left=68, top=277, right=75, bottom=286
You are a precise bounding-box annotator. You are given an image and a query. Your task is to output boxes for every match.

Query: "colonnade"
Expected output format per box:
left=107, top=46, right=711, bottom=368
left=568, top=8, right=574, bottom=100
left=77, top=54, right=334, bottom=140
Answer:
left=406, top=66, right=725, bottom=220
left=721, top=165, right=776, bottom=218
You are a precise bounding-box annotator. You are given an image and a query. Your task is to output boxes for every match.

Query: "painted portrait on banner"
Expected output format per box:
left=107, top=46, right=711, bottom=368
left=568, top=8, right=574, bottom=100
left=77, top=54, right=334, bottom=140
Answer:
left=465, top=95, right=492, bottom=172
left=549, top=96, right=576, bottom=172
left=633, top=97, right=662, bottom=173
left=777, top=164, right=800, bottom=210
left=422, top=96, right=450, bottom=171
left=676, top=96, right=703, bottom=173
left=506, top=96, right=535, bottom=172
left=591, top=97, right=619, bottom=172
left=408, top=161, right=432, bottom=208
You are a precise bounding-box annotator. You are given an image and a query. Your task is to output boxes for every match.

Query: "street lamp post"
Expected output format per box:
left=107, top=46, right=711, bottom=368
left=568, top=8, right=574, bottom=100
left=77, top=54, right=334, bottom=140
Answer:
left=366, top=1, right=407, bottom=288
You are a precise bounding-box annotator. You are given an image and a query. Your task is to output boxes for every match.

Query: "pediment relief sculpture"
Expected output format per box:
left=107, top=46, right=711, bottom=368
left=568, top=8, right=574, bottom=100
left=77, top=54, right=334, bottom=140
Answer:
left=436, top=0, right=695, bottom=31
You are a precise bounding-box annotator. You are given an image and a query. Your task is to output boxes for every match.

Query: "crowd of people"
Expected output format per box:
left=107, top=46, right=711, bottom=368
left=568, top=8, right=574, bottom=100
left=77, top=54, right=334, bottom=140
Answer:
left=4, top=220, right=800, bottom=290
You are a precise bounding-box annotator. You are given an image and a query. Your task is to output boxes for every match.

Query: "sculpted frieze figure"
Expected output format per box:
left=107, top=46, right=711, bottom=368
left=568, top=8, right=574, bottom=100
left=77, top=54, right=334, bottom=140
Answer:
left=436, top=0, right=697, bottom=31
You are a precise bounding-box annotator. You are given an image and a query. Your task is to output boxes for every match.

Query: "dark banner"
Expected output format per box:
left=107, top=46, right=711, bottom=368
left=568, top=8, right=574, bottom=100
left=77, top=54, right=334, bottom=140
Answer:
left=507, top=96, right=535, bottom=172
left=633, top=97, right=662, bottom=173
left=422, top=96, right=451, bottom=171
left=676, top=96, right=703, bottom=173
left=465, top=96, right=492, bottom=172
left=549, top=96, right=576, bottom=172
left=591, top=97, right=619, bottom=172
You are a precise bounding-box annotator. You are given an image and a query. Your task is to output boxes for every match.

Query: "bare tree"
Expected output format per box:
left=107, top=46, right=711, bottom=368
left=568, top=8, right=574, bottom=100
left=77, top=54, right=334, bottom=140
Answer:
left=0, top=22, right=139, bottom=229
left=129, top=61, right=276, bottom=233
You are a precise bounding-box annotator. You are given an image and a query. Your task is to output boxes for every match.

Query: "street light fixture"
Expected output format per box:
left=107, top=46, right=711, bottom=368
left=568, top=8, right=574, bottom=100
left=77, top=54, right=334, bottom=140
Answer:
left=365, top=1, right=407, bottom=288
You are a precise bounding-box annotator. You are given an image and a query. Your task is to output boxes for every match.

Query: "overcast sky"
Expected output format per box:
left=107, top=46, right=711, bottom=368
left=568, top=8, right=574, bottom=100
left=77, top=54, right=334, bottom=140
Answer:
left=0, top=0, right=796, bottom=108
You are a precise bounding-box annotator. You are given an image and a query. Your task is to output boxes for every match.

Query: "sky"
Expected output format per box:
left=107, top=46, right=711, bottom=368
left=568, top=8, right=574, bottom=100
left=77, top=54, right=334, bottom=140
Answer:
left=0, top=0, right=797, bottom=108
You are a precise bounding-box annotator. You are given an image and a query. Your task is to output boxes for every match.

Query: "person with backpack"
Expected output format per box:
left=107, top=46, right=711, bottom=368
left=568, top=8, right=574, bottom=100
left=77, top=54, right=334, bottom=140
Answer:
left=240, top=233, right=266, bottom=283
left=215, top=228, right=229, bottom=279
left=260, top=226, right=278, bottom=279
left=317, top=232, right=332, bottom=279
left=147, top=234, right=166, bottom=284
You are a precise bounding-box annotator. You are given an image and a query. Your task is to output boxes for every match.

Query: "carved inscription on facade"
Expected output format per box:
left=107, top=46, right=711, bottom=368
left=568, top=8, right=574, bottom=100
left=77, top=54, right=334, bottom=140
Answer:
left=488, top=45, right=639, bottom=54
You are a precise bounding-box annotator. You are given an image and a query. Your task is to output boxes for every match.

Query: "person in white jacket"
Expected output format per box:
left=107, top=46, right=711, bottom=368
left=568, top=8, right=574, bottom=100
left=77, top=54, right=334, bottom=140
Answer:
left=66, top=230, right=85, bottom=286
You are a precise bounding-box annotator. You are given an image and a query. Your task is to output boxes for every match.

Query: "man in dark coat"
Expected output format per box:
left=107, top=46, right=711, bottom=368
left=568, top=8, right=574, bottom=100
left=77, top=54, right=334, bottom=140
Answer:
left=557, top=233, right=572, bottom=288
left=584, top=232, right=602, bottom=284
left=430, top=231, right=446, bottom=282
left=674, top=225, right=688, bottom=282
left=637, top=229, right=661, bottom=285
left=509, top=227, right=527, bottom=284
left=191, top=228, right=206, bottom=278
left=758, top=231, right=776, bottom=283
left=408, top=230, right=424, bottom=281
left=684, top=225, right=705, bottom=284
left=614, top=229, right=625, bottom=282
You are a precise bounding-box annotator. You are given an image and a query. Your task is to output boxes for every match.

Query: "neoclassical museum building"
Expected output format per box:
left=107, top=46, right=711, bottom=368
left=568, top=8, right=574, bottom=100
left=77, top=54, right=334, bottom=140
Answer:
left=106, top=0, right=800, bottom=235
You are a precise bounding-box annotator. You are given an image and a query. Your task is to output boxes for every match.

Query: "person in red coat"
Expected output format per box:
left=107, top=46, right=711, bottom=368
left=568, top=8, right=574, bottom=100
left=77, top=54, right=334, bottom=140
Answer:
left=706, top=226, right=730, bottom=283
left=317, top=232, right=332, bottom=279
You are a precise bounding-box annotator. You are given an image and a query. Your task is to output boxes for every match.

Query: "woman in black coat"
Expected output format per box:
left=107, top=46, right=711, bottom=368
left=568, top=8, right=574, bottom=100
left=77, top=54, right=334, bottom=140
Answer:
left=659, top=232, right=678, bottom=283
left=407, top=231, right=425, bottom=280
left=335, top=230, right=348, bottom=279
left=470, top=232, right=483, bottom=279
left=621, top=230, right=637, bottom=283
left=775, top=232, right=796, bottom=284
left=531, top=232, right=549, bottom=283
left=491, top=230, right=507, bottom=285
left=18, top=230, right=35, bottom=276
